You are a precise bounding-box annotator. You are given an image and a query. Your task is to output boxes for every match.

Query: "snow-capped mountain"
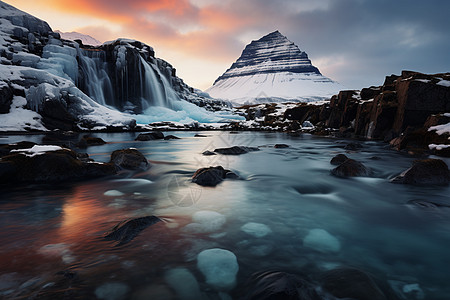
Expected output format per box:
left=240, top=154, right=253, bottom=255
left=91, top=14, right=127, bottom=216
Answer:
left=55, top=30, right=101, bottom=46
left=206, top=31, right=343, bottom=106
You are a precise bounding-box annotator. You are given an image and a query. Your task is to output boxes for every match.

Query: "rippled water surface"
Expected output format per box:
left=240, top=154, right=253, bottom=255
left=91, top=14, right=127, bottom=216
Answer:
left=1, top=131, right=450, bottom=299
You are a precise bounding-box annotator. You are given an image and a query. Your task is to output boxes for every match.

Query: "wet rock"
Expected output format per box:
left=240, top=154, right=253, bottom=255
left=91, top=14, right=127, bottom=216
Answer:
left=330, top=154, right=348, bottom=165
left=331, top=158, right=370, bottom=177
left=135, top=131, right=164, bottom=141
left=0, top=141, right=37, bottom=158
left=0, top=147, right=116, bottom=183
left=214, top=146, right=259, bottom=155
left=202, top=150, right=216, bottom=156
left=194, top=134, right=208, bottom=137
left=77, top=135, right=107, bottom=148
left=164, top=135, right=180, bottom=140
left=110, top=148, right=149, bottom=170
left=303, top=228, right=341, bottom=253
left=104, top=216, right=162, bottom=246
left=192, top=166, right=231, bottom=186
left=243, top=271, right=322, bottom=300
left=391, top=159, right=449, bottom=185
left=319, top=267, right=393, bottom=300
left=95, top=282, right=130, bottom=300
left=274, top=144, right=289, bottom=148
left=241, top=222, right=272, bottom=238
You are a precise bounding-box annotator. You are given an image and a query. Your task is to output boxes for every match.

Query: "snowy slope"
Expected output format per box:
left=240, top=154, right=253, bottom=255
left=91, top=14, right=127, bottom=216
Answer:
left=206, top=31, right=343, bottom=106
left=55, top=30, right=101, bottom=46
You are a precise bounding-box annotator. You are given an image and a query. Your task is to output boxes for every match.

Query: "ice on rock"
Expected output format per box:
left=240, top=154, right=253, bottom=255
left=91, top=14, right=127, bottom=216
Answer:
left=240, top=222, right=272, bottom=238
left=95, top=282, right=130, bottom=300
left=303, top=228, right=341, bottom=253
left=183, top=210, right=226, bottom=233
left=104, top=190, right=124, bottom=197
left=403, top=283, right=425, bottom=300
left=197, top=248, right=239, bottom=291
left=164, top=268, right=203, bottom=300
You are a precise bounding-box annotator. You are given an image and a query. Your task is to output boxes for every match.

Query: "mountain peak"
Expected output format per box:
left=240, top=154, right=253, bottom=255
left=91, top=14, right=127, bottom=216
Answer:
left=206, top=31, right=343, bottom=105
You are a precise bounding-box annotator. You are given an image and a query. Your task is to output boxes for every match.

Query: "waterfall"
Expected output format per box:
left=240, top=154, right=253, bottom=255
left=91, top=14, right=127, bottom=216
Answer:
left=139, top=56, right=169, bottom=108
left=78, top=49, right=114, bottom=106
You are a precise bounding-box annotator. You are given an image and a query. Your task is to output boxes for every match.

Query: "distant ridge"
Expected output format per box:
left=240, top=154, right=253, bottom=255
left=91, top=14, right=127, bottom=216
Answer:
left=55, top=30, right=101, bottom=46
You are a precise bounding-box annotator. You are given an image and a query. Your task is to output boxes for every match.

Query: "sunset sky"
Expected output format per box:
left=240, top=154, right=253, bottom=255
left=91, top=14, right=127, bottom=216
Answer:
left=6, top=0, right=450, bottom=91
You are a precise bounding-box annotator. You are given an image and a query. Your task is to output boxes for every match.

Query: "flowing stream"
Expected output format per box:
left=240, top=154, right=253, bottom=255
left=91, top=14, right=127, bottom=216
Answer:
left=0, top=132, right=449, bottom=299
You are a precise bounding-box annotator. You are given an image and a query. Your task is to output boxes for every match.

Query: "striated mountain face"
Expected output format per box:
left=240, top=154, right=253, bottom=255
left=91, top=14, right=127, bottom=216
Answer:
left=207, top=31, right=343, bottom=106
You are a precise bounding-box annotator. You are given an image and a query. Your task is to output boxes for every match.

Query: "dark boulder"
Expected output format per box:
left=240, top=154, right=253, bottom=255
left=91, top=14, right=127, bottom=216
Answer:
left=331, top=159, right=370, bottom=177
left=242, top=271, right=322, bottom=300
left=318, top=267, right=395, bottom=300
left=164, top=135, right=180, bottom=140
left=104, top=216, right=162, bottom=246
left=214, top=146, right=259, bottom=155
left=110, top=148, right=149, bottom=170
left=135, top=131, right=164, bottom=141
left=274, top=144, right=289, bottom=148
left=194, top=134, right=208, bottom=137
left=391, top=159, right=449, bottom=185
left=77, top=135, right=107, bottom=148
left=192, top=166, right=236, bottom=186
left=202, top=150, right=216, bottom=156
left=0, top=147, right=116, bottom=183
left=330, top=154, right=348, bottom=165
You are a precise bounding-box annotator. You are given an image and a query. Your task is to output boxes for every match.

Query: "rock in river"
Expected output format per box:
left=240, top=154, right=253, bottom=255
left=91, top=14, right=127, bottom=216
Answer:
left=135, top=131, right=164, bottom=141
left=192, top=166, right=237, bottom=186
left=110, top=148, right=150, bottom=170
left=104, top=216, right=162, bottom=246
left=330, top=154, right=348, bottom=165
left=331, top=158, right=370, bottom=177
left=391, top=159, right=449, bottom=185
left=214, top=146, right=259, bottom=155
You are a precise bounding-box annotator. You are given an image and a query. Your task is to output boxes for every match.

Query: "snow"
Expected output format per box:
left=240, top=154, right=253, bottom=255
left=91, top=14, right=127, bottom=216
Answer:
left=428, top=122, right=450, bottom=135
left=104, top=190, right=125, bottom=197
left=240, top=222, right=272, bottom=238
left=95, top=282, right=129, bottom=300
left=303, top=228, right=341, bottom=253
left=164, top=268, right=203, bottom=300
left=414, top=79, right=431, bottom=83
left=0, top=96, right=48, bottom=132
left=207, top=72, right=342, bottom=106
left=10, top=145, right=63, bottom=157
left=183, top=210, right=226, bottom=233
left=436, top=79, right=450, bottom=87
left=197, top=248, right=239, bottom=291
left=428, top=144, right=450, bottom=150
left=55, top=30, right=101, bottom=46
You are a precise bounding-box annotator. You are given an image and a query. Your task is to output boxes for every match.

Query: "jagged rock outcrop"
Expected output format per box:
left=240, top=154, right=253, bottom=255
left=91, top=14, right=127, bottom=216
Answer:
left=0, top=1, right=229, bottom=132
left=206, top=30, right=343, bottom=105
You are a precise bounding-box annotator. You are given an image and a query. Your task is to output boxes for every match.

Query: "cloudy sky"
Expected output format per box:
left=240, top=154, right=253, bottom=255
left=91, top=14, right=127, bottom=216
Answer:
left=7, top=0, right=450, bottom=91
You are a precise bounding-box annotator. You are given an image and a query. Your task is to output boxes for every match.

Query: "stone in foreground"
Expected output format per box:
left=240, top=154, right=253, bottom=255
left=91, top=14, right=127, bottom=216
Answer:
left=391, top=159, right=449, bottom=185
left=192, top=166, right=237, bottom=186
left=331, top=159, right=370, bottom=177
left=110, top=148, right=150, bottom=170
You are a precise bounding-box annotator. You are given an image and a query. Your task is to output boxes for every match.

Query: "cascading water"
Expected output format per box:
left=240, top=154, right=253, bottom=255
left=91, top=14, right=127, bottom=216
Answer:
left=77, top=49, right=114, bottom=106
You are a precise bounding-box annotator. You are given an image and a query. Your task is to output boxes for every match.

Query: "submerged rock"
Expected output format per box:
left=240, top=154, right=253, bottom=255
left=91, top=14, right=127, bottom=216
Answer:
left=331, top=158, right=370, bottom=177
left=164, top=268, right=203, bottom=300
left=197, top=248, right=239, bottom=291
left=95, top=282, right=130, bottom=300
left=318, top=267, right=394, bottom=300
left=192, top=166, right=237, bottom=186
left=214, top=146, right=259, bottom=155
left=183, top=210, right=226, bottom=233
left=344, top=143, right=363, bottom=151
left=303, top=228, right=341, bottom=253
left=104, top=216, right=161, bottom=246
left=274, top=144, right=289, bottom=148
left=164, top=135, right=180, bottom=140
left=241, top=222, right=272, bottom=238
left=135, top=131, right=164, bottom=141
left=330, top=154, right=348, bottom=165
left=243, top=271, right=322, bottom=300
left=391, top=159, right=450, bottom=185
left=110, top=148, right=149, bottom=170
